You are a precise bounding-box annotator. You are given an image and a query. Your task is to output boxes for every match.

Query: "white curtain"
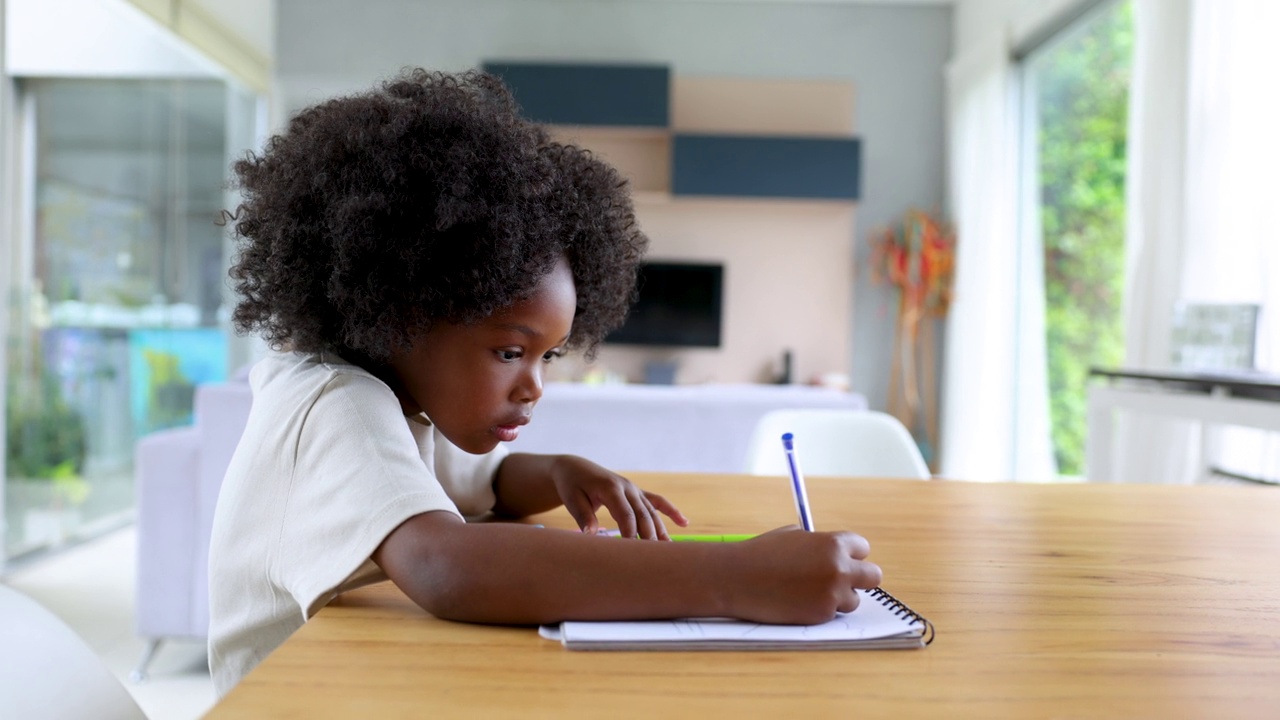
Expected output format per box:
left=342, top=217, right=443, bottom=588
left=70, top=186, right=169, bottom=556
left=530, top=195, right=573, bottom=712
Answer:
left=1181, top=0, right=1280, bottom=364
left=1114, top=0, right=1198, bottom=485
left=1119, top=0, right=1280, bottom=484
left=941, top=41, right=1056, bottom=482
left=1182, top=0, right=1280, bottom=480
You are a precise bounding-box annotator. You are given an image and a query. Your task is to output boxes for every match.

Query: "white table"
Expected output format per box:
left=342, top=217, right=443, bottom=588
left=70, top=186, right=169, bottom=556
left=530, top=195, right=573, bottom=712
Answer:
left=507, top=382, right=867, bottom=473
left=1086, top=367, right=1280, bottom=482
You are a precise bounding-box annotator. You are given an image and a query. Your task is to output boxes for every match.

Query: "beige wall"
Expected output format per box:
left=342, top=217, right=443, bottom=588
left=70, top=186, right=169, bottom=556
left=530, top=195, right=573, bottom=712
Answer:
left=553, top=198, right=856, bottom=386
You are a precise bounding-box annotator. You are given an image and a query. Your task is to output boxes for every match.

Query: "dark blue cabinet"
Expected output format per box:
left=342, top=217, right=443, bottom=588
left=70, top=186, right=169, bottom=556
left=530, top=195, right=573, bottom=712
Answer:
left=672, top=135, right=861, bottom=200
left=481, top=62, right=669, bottom=127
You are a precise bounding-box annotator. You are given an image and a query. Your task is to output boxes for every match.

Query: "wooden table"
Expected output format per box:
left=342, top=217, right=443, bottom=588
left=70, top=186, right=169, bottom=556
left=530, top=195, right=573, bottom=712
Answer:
left=209, top=474, right=1280, bottom=718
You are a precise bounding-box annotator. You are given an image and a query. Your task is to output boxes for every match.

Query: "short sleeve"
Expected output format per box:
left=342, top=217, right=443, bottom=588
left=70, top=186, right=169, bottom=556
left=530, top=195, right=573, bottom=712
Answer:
left=275, top=372, right=461, bottom=619
left=430, top=424, right=506, bottom=517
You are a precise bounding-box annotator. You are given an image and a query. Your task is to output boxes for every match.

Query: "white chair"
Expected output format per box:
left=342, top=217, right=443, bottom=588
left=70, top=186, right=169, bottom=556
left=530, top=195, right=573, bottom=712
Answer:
left=0, top=584, right=147, bottom=720
left=743, top=409, right=931, bottom=479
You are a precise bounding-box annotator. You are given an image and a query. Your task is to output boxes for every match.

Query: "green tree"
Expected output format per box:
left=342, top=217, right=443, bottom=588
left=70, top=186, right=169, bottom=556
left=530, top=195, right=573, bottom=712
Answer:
left=1036, top=1, right=1133, bottom=475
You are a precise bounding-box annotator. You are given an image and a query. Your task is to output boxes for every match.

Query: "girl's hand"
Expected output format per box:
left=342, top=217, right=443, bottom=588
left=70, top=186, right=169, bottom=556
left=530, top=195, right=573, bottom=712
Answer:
left=548, top=455, right=689, bottom=539
left=720, top=525, right=883, bottom=624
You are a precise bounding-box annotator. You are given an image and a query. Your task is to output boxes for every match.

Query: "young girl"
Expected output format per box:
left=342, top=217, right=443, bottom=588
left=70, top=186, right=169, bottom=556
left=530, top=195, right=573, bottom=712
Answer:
left=208, top=68, right=882, bottom=695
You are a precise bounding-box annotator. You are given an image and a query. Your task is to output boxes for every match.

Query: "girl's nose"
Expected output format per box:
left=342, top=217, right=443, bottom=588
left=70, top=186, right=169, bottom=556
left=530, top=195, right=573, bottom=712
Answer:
left=515, top=364, right=543, bottom=404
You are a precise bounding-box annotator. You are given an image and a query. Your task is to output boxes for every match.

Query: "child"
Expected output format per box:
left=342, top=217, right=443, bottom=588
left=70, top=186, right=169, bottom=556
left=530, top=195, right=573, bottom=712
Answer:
left=208, top=69, right=882, bottom=696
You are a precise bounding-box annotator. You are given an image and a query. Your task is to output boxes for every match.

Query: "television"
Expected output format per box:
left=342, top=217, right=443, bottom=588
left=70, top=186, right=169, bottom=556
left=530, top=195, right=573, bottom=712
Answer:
left=605, top=262, right=724, bottom=348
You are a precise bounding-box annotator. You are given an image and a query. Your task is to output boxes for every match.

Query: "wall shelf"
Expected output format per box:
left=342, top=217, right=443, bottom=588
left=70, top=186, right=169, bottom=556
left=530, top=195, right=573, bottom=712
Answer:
left=484, top=61, right=861, bottom=204
left=481, top=61, right=669, bottom=127
left=672, top=134, right=861, bottom=200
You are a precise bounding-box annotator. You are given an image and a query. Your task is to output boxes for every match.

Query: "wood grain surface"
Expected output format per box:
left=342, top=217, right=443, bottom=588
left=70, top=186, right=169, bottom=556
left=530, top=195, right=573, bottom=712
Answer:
left=209, top=474, right=1280, bottom=718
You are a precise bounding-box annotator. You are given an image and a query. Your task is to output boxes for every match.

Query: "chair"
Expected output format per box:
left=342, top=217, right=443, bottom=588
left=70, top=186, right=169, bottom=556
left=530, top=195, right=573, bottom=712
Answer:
left=0, top=584, right=147, bottom=720
left=743, top=409, right=931, bottom=479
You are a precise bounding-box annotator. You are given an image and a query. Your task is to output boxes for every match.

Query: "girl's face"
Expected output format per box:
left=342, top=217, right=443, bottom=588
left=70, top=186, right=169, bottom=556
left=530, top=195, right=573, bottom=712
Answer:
left=388, top=256, right=577, bottom=454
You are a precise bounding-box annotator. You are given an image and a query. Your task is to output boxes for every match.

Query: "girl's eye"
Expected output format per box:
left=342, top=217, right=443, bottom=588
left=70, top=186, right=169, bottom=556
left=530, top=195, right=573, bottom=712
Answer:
left=542, top=349, right=565, bottom=364
left=497, top=349, right=522, bottom=362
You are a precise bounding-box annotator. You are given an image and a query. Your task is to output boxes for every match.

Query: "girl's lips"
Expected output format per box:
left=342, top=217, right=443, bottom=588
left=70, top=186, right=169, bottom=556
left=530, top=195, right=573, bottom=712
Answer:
left=493, top=418, right=528, bottom=442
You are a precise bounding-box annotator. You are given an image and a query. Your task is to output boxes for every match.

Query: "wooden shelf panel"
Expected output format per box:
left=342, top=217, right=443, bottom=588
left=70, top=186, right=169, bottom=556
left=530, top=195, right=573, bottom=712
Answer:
left=550, top=126, right=670, bottom=194
left=672, top=76, right=855, bottom=135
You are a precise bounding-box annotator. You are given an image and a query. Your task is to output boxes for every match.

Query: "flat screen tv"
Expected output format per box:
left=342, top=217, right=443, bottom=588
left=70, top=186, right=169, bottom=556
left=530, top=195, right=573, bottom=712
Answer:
left=605, top=262, right=724, bottom=348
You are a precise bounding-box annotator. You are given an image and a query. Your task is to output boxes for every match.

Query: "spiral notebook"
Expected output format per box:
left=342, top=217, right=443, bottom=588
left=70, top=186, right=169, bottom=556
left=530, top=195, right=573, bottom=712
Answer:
left=538, top=587, right=934, bottom=651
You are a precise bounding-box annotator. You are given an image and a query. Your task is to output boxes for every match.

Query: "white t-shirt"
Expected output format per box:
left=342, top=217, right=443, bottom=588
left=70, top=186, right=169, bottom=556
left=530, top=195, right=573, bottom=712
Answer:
left=207, top=352, right=506, bottom=696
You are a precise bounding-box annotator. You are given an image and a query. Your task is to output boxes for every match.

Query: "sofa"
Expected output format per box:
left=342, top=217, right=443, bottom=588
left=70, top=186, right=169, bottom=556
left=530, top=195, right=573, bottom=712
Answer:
left=131, top=371, right=865, bottom=677
left=132, top=379, right=251, bottom=680
left=505, top=382, right=868, bottom=472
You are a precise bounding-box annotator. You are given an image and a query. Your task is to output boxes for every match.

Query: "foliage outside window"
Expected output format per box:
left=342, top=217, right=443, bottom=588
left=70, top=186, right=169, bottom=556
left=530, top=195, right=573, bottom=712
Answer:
left=1032, top=0, right=1134, bottom=475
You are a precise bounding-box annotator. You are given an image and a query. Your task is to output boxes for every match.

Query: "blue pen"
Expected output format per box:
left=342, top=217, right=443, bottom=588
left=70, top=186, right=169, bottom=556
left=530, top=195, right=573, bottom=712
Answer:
left=782, top=432, right=815, bottom=531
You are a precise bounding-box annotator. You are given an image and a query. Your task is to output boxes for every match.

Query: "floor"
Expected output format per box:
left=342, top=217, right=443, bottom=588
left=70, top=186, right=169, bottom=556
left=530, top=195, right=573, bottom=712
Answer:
left=2, top=525, right=217, bottom=720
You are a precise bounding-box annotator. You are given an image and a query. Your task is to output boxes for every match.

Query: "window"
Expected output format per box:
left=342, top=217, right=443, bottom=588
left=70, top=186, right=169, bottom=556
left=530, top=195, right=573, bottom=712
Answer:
left=1020, top=0, right=1134, bottom=476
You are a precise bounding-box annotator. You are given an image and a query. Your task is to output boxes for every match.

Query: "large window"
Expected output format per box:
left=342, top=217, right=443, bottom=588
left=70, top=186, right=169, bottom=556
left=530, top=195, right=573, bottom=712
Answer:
left=3, top=79, right=252, bottom=560
left=1021, top=1, right=1134, bottom=476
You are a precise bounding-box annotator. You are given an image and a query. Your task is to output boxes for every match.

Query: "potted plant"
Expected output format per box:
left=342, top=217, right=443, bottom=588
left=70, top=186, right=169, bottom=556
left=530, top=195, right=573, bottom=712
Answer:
left=4, top=369, right=90, bottom=547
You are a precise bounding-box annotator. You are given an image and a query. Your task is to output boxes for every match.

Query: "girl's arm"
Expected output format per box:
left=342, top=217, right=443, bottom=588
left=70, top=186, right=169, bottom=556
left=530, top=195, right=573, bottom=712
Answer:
left=491, top=453, right=687, bottom=539
left=372, top=511, right=881, bottom=626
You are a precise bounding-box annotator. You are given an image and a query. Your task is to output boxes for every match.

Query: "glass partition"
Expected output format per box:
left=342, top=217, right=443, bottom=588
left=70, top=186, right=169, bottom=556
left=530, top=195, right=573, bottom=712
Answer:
left=3, top=78, right=251, bottom=560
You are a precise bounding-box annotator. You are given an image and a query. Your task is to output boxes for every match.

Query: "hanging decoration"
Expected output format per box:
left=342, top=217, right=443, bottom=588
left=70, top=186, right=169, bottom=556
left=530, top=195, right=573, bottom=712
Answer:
left=869, top=208, right=956, bottom=469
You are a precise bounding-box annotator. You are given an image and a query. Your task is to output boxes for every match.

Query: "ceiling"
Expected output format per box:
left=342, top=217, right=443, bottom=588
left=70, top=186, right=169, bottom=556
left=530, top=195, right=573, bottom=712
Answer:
left=184, top=0, right=276, bottom=60
left=181, top=0, right=955, bottom=64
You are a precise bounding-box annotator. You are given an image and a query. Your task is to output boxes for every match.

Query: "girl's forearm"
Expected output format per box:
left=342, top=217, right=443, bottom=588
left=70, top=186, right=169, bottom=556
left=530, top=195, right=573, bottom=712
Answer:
left=375, top=511, right=730, bottom=624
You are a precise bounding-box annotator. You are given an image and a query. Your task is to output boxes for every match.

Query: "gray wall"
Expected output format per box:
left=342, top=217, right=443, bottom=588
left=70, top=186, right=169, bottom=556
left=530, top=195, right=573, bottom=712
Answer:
left=274, top=0, right=952, bottom=410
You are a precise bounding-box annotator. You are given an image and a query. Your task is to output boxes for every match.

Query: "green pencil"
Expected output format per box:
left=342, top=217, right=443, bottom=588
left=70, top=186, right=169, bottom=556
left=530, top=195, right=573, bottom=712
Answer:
left=595, top=529, right=756, bottom=541
left=669, top=534, right=756, bottom=542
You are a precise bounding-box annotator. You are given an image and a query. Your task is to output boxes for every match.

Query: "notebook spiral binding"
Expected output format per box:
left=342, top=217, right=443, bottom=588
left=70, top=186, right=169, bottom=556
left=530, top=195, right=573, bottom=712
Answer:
left=867, top=587, right=935, bottom=645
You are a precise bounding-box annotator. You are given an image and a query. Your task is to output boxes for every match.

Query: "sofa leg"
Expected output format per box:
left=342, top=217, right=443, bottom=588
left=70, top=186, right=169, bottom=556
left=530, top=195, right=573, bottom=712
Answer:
left=129, top=639, right=163, bottom=683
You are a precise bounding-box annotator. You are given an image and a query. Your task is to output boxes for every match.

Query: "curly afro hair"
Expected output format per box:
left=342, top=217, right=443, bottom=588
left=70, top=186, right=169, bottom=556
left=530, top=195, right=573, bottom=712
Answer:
left=227, top=68, right=647, bottom=361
